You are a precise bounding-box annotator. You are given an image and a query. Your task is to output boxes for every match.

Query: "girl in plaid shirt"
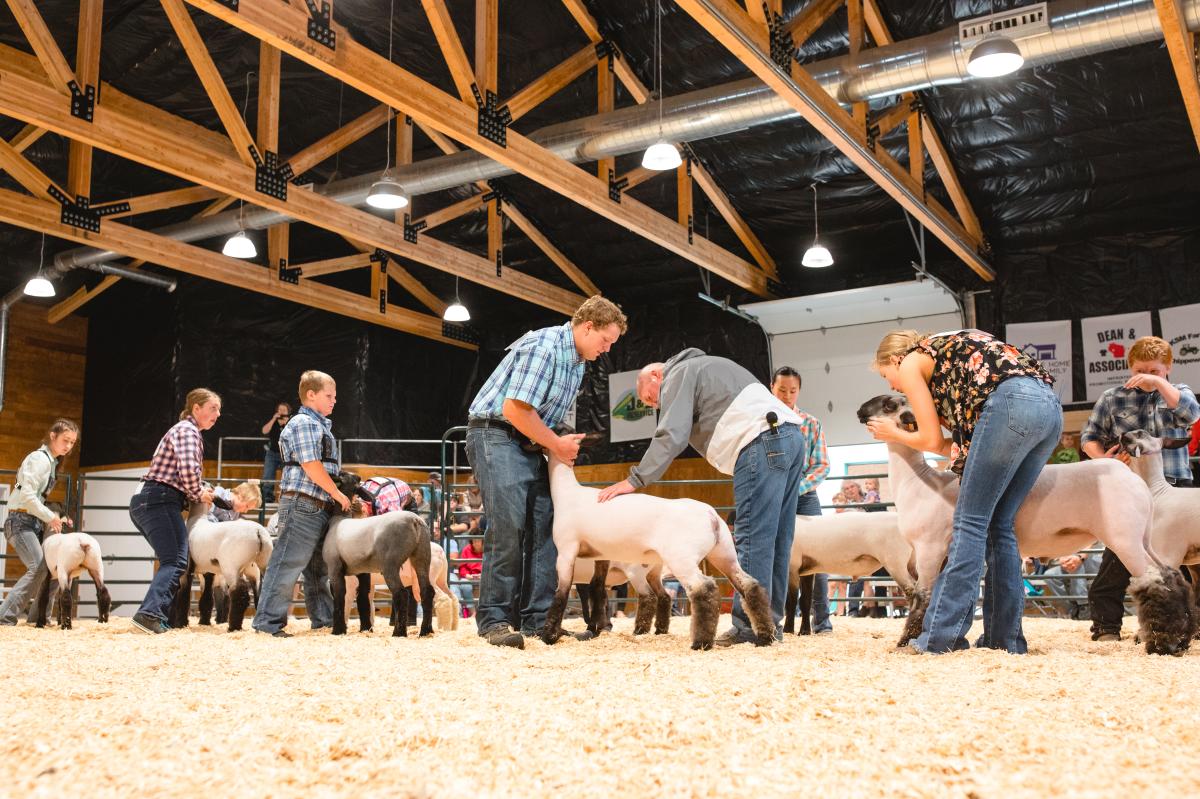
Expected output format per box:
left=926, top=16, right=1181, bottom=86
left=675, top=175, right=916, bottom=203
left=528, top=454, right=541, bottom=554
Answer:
left=128, top=388, right=219, bottom=634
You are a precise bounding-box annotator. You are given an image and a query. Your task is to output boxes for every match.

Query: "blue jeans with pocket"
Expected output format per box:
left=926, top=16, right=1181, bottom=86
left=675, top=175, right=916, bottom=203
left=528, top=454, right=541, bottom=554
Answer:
left=252, top=494, right=333, bottom=634
left=0, top=513, right=48, bottom=625
left=796, top=490, right=832, bottom=632
left=129, top=482, right=190, bottom=623
left=464, top=426, right=557, bottom=635
left=730, top=423, right=805, bottom=639
left=915, top=377, right=1062, bottom=654
left=261, top=447, right=283, bottom=503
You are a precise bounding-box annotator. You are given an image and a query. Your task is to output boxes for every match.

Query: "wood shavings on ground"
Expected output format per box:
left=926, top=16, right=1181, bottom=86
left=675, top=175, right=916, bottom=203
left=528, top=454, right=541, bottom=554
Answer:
left=2, top=614, right=1197, bottom=798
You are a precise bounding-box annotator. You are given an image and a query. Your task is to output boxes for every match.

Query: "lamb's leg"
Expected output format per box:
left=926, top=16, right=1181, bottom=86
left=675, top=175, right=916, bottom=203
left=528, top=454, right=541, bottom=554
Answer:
left=585, top=560, right=609, bottom=637
left=329, top=561, right=349, bottom=636
left=783, top=577, right=799, bottom=635
left=355, top=573, right=374, bottom=633
left=214, top=581, right=229, bottom=625
left=798, top=574, right=814, bottom=636
left=1130, top=565, right=1194, bottom=656
left=227, top=576, right=251, bottom=632
left=676, top=568, right=719, bottom=651
left=576, top=582, right=593, bottom=627
left=703, top=539, right=774, bottom=646
left=645, top=568, right=672, bottom=635
left=541, top=541, right=579, bottom=645
left=169, top=561, right=194, bottom=629
left=381, top=567, right=411, bottom=639
left=57, top=577, right=73, bottom=630
left=33, top=569, right=52, bottom=629
left=899, top=543, right=944, bottom=648
left=198, top=573, right=215, bottom=626
left=88, top=568, right=111, bottom=624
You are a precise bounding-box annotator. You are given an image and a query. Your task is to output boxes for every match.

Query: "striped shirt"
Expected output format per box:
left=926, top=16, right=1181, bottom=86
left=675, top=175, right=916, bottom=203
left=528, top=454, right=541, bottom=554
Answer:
left=278, top=406, right=340, bottom=501
left=468, top=322, right=584, bottom=428
left=1081, top=383, right=1199, bottom=480
left=143, top=417, right=205, bottom=502
left=795, top=411, right=830, bottom=496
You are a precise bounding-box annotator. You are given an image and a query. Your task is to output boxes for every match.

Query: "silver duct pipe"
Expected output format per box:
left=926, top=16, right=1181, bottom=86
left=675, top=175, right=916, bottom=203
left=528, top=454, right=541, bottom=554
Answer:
left=80, top=261, right=177, bottom=291
left=55, top=0, right=1200, bottom=274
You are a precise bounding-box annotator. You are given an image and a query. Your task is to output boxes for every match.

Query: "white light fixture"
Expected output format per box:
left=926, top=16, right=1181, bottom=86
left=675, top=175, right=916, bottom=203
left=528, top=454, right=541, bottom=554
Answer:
left=967, top=35, right=1024, bottom=77
left=801, top=182, right=833, bottom=268
left=443, top=276, right=470, bottom=322
left=641, top=140, right=682, bottom=171
left=641, top=1, right=682, bottom=172
left=366, top=171, right=409, bottom=209
left=222, top=229, right=257, bottom=259
left=24, top=233, right=55, bottom=297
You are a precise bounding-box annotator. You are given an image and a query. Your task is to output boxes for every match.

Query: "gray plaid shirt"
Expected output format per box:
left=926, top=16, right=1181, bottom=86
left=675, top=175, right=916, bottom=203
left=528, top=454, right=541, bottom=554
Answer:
left=1081, top=384, right=1199, bottom=479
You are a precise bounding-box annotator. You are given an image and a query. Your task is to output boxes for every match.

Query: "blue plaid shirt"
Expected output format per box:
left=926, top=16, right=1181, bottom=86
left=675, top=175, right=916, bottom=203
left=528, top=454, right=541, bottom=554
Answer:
left=278, top=405, right=340, bottom=501
left=468, top=322, right=584, bottom=428
left=1081, top=383, right=1199, bottom=480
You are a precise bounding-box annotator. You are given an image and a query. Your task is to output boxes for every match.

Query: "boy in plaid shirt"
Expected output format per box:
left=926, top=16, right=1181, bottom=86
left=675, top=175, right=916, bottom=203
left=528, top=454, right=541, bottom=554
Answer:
left=1081, top=335, right=1199, bottom=641
left=253, top=370, right=352, bottom=637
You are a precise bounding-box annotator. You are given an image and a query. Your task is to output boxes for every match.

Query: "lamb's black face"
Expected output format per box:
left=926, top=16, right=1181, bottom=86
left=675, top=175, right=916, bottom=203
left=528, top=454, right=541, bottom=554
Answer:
left=857, top=395, right=919, bottom=431
left=333, top=471, right=363, bottom=498
left=1119, top=429, right=1159, bottom=458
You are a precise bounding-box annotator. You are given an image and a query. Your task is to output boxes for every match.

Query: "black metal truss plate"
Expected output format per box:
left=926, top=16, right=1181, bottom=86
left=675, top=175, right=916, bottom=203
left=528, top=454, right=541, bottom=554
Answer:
left=472, top=84, right=512, bottom=147
left=279, top=259, right=301, bottom=284
left=765, top=7, right=795, bottom=71
left=403, top=215, right=426, bottom=244
left=47, top=186, right=129, bottom=233
left=495, top=250, right=503, bottom=277
left=68, top=81, right=95, bottom=122
left=251, top=148, right=293, bottom=201
left=442, top=321, right=480, bottom=345
left=595, top=39, right=619, bottom=69
left=608, top=169, right=628, bottom=203
left=215, top=0, right=238, bottom=9
left=304, top=0, right=336, bottom=49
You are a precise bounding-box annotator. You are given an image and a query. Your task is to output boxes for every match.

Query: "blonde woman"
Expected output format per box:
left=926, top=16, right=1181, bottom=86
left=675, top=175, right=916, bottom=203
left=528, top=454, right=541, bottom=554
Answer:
left=868, top=329, right=1058, bottom=654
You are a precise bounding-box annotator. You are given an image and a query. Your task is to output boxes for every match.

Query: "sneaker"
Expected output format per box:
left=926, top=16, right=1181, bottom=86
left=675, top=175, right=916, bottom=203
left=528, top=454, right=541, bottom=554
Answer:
left=1094, top=633, right=1120, bottom=642
left=483, top=626, right=525, bottom=649
left=131, top=612, right=165, bottom=635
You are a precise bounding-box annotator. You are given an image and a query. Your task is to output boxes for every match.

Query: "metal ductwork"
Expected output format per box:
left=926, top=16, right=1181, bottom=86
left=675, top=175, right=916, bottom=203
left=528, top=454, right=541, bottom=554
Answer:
left=55, top=0, right=1200, bottom=275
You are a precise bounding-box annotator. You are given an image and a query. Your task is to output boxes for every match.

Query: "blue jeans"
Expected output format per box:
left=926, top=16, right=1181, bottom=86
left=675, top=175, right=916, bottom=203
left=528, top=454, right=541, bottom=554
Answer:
left=915, top=377, right=1062, bottom=654
left=731, top=423, right=805, bottom=638
left=464, top=426, right=557, bottom=635
left=129, top=482, right=189, bottom=622
left=0, top=513, right=47, bottom=625
left=252, top=494, right=333, bottom=634
left=796, top=490, right=832, bottom=632
left=261, top=447, right=282, bottom=503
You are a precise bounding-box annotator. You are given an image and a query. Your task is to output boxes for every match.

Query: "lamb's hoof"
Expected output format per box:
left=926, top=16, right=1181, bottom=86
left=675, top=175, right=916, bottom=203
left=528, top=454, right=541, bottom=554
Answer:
left=799, top=627, right=811, bottom=636
left=392, top=627, right=407, bottom=638
left=691, top=639, right=714, bottom=651
left=419, top=627, right=434, bottom=637
left=654, top=627, right=669, bottom=635
left=574, top=630, right=597, bottom=642
left=332, top=627, right=346, bottom=636
left=754, top=633, right=774, bottom=647
left=198, top=620, right=211, bottom=627
left=632, top=625, right=650, bottom=635
left=540, top=630, right=561, bottom=645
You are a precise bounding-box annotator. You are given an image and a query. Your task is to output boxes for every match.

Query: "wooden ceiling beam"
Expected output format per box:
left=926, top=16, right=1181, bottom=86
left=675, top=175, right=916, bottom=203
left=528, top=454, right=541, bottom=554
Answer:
left=293, top=252, right=372, bottom=277
left=0, top=187, right=474, bottom=348
left=506, top=44, right=596, bottom=122
left=560, top=0, right=650, bottom=102
left=5, top=0, right=77, bottom=93
left=786, top=0, right=844, bottom=46
left=67, top=0, right=104, bottom=199
left=0, top=61, right=585, bottom=315
left=0, top=134, right=65, bottom=200
left=159, top=0, right=259, bottom=167
left=108, top=185, right=224, bottom=218
left=186, top=0, right=772, bottom=296
left=10, top=124, right=46, bottom=152
left=421, top=0, right=477, bottom=105
left=290, top=104, right=390, bottom=176
left=416, top=193, right=486, bottom=230
left=674, top=0, right=993, bottom=281
left=1153, top=0, right=1200, bottom=155
left=504, top=203, right=600, bottom=297
left=475, top=0, right=498, bottom=94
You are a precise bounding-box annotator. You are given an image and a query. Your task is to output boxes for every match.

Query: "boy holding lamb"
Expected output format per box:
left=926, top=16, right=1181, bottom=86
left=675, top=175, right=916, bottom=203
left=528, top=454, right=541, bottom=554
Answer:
left=252, top=370, right=352, bottom=638
left=1080, top=335, right=1199, bottom=641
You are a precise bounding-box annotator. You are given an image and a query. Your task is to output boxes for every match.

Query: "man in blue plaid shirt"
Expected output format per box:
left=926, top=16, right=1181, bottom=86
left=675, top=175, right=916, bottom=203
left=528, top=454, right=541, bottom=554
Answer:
left=466, top=296, right=627, bottom=648
left=1080, top=335, right=1199, bottom=641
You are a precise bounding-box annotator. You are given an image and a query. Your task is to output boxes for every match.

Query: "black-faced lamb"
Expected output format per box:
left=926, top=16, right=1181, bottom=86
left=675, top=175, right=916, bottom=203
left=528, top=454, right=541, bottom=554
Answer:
left=33, top=532, right=111, bottom=629
left=573, top=559, right=671, bottom=636
left=858, top=395, right=1191, bottom=654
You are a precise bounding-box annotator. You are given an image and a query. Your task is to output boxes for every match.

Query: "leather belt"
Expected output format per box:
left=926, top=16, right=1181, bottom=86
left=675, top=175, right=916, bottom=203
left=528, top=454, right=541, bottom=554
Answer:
left=278, top=490, right=338, bottom=513
left=467, top=418, right=540, bottom=452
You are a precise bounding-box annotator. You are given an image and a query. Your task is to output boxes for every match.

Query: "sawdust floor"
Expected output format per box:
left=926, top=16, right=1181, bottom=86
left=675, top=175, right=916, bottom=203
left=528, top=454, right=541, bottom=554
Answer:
left=1, top=613, right=1196, bottom=799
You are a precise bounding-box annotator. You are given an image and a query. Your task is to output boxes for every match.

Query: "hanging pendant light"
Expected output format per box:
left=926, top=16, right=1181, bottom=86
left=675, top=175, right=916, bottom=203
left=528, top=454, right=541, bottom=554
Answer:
left=801, top=183, right=833, bottom=268
left=967, top=35, right=1024, bottom=77
left=443, top=275, right=470, bottom=322
left=368, top=0, right=409, bottom=210
left=222, top=229, right=257, bottom=259
left=24, top=233, right=55, bottom=297
left=641, top=1, right=682, bottom=171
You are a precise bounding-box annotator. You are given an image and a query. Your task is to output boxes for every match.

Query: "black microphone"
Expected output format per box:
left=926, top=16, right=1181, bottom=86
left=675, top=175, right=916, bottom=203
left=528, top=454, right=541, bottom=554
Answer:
left=766, top=411, right=779, bottom=431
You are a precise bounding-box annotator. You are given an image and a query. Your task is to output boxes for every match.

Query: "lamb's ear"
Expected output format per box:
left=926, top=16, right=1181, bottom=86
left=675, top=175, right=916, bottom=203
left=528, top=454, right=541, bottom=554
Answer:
left=355, top=486, right=375, bottom=502
left=580, top=432, right=605, bottom=448
left=1162, top=437, right=1191, bottom=450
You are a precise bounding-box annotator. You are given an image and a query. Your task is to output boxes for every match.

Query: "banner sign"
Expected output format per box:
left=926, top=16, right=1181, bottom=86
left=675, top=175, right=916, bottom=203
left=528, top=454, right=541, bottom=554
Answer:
left=1080, top=311, right=1152, bottom=401
left=1006, top=319, right=1073, bottom=403
left=608, top=370, right=657, bottom=442
left=1160, top=302, right=1200, bottom=392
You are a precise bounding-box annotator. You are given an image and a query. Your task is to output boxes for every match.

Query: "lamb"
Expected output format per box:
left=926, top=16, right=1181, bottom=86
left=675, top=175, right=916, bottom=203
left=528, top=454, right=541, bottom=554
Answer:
left=858, top=394, right=1192, bottom=654
left=322, top=472, right=435, bottom=637
left=1117, top=429, right=1200, bottom=649
left=573, top=559, right=671, bottom=636
left=398, top=543, right=460, bottom=631
left=33, top=532, right=111, bottom=629
left=544, top=451, right=774, bottom=650
left=168, top=502, right=273, bottom=632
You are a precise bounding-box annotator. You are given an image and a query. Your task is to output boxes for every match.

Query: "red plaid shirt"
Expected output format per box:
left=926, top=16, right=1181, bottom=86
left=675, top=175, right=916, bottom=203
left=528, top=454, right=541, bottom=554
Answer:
left=360, top=477, right=413, bottom=515
left=143, top=416, right=205, bottom=501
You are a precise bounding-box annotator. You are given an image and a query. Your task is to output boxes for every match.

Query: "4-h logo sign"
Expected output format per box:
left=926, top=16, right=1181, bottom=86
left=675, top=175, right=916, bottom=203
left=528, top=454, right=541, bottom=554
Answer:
left=1019, top=342, right=1057, bottom=361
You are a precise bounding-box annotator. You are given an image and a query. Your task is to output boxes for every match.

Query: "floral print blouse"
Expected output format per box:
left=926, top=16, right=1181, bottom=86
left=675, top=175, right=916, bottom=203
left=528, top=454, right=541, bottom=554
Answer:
left=909, top=330, right=1054, bottom=475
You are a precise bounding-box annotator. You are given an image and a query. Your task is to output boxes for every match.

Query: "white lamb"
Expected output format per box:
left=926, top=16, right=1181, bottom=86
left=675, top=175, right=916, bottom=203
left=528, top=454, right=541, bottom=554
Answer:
left=398, top=543, right=460, bottom=631
left=34, top=532, right=111, bottom=629
left=545, top=452, right=774, bottom=650
left=858, top=395, right=1192, bottom=654
left=169, top=502, right=273, bottom=632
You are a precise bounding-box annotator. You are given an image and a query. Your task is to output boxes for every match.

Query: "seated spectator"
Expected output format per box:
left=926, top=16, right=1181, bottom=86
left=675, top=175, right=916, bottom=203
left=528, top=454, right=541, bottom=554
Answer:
left=466, top=485, right=483, bottom=511
left=863, top=478, right=882, bottom=507
left=831, top=491, right=849, bottom=513
left=1190, top=420, right=1199, bottom=484
left=1050, top=431, right=1082, bottom=464
left=842, top=480, right=865, bottom=507
left=1040, top=552, right=1100, bottom=619
left=454, top=535, right=484, bottom=618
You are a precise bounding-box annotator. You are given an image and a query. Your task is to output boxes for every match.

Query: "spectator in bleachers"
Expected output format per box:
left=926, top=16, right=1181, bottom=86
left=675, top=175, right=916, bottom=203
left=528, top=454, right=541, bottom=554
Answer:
left=466, top=485, right=483, bottom=511
left=863, top=478, right=883, bottom=509
left=455, top=536, right=484, bottom=618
